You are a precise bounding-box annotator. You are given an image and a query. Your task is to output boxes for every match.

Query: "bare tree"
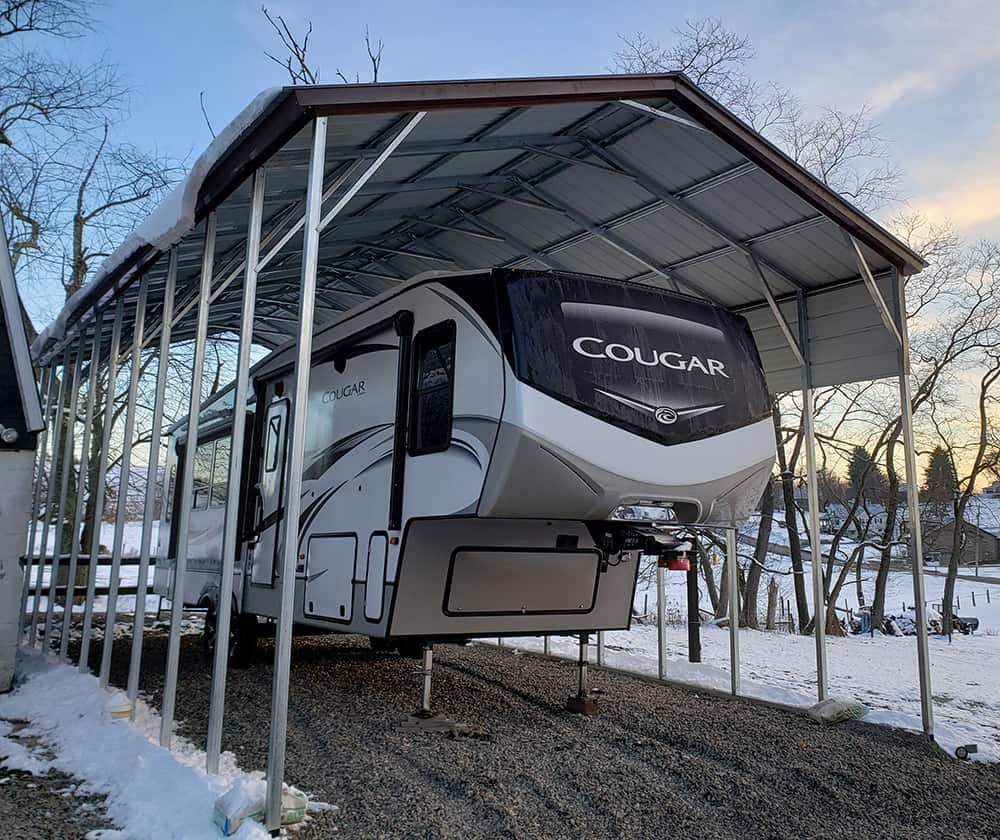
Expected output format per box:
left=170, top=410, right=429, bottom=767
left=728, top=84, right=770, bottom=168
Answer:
left=612, top=19, right=898, bottom=210
left=0, top=0, right=89, bottom=40
left=262, top=5, right=384, bottom=86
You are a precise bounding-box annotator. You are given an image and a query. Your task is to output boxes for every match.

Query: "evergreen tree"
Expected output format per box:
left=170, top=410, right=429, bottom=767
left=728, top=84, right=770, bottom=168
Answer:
left=847, top=446, right=885, bottom=500
left=923, top=446, right=958, bottom=504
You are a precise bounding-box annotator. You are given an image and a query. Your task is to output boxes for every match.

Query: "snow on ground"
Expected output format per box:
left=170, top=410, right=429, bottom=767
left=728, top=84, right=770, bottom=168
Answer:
left=0, top=650, right=275, bottom=839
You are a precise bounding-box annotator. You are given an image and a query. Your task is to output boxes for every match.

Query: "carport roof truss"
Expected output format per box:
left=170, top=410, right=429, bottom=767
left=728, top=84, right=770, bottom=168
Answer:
left=33, top=73, right=924, bottom=394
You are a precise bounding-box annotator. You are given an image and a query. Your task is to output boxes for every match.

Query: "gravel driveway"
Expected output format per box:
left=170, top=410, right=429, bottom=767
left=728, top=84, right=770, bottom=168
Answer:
left=76, top=629, right=1000, bottom=840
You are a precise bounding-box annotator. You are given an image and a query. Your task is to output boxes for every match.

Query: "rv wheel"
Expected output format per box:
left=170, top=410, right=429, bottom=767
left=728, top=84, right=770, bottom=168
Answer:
left=395, top=639, right=425, bottom=659
left=368, top=636, right=394, bottom=653
left=203, top=601, right=259, bottom=668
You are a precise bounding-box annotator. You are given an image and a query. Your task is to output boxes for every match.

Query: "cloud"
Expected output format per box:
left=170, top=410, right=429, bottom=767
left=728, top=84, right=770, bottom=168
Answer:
left=903, top=122, right=1000, bottom=236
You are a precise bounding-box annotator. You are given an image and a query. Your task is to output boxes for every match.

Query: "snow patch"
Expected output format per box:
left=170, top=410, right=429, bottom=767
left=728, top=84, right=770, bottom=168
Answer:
left=0, top=650, right=279, bottom=838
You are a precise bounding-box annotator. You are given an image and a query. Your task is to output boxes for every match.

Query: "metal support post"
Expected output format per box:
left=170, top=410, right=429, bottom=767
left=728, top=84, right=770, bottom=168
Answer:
left=43, top=344, right=83, bottom=652
left=79, top=301, right=123, bottom=672
left=206, top=171, right=265, bottom=773
left=565, top=633, right=598, bottom=715
left=596, top=630, right=604, bottom=666
left=265, top=116, right=329, bottom=834
left=416, top=643, right=434, bottom=718
left=726, top=528, right=740, bottom=695
left=60, top=322, right=103, bottom=661
left=266, top=113, right=424, bottom=832
left=656, top=563, right=666, bottom=679
left=543, top=635, right=550, bottom=655
left=99, top=278, right=148, bottom=687
left=128, top=251, right=177, bottom=717
left=161, top=217, right=216, bottom=748
left=31, top=350, right=69, bottom=647
left=19, top=367, right=54, bottom=641
left=802, top=387, right=829, bottom=701
left=894, top=272, right=934, bottom=737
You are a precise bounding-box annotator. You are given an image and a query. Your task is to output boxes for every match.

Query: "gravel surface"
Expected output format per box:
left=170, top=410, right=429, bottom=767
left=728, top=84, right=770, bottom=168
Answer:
left=71, top=629, right=1000, bottom=840
left=0, top=728, right=113, bottom=839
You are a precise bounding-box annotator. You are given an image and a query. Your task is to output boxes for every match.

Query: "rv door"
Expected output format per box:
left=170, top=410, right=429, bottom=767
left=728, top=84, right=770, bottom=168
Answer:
left=249, top=395, right=289, bottom=586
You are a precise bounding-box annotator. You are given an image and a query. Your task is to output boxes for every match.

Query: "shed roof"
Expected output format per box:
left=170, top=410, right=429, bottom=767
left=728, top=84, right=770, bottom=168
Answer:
left=32, top=73, right=923, bottom=393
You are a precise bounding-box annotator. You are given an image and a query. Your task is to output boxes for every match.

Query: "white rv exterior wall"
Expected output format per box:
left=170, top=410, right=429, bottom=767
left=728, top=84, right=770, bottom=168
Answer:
left=0, top=449, right=33, bottom=691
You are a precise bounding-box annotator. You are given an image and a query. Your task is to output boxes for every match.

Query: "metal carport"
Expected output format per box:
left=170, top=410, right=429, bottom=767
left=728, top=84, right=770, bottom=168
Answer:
left=25, top=73, right=931, bottom=833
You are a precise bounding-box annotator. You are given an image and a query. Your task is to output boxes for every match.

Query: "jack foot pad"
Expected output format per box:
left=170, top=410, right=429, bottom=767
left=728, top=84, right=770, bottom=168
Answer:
left=565, top=694, right=599, bottom=716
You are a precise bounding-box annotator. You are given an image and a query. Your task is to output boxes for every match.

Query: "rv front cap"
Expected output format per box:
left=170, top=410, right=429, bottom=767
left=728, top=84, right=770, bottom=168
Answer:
left=571, top=337, right=730, bottom=378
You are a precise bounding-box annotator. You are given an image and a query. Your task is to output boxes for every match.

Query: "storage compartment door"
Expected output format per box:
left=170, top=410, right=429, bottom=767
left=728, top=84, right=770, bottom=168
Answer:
left=303, top=534, right=357, bottom=622
left=445, top=549, right=600, bottom=616
left=365, top=534, right=388, bottom=622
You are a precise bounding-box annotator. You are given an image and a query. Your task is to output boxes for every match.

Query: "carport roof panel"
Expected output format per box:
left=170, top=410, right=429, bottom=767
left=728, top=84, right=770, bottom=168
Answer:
left=33, top=73, right=925, bottom=393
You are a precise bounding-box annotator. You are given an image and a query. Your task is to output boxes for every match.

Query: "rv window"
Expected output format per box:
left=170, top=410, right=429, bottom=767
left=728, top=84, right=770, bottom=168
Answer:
left=164, top=462, right=176, bottom=522
left=192, top=441, right=214, bottom=510
left=409, top=321, right=456, bottom=455
left=264, top=409, right=283, bottom=473
left=210, top=437, right=231, bottom=507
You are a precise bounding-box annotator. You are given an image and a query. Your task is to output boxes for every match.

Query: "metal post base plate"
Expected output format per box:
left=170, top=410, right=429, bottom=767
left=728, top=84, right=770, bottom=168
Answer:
left=565, top=694, right=599, bottom=716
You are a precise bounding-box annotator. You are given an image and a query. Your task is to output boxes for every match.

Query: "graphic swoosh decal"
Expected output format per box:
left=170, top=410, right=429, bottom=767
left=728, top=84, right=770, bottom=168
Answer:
left=594, top=388, right=724, bottom=420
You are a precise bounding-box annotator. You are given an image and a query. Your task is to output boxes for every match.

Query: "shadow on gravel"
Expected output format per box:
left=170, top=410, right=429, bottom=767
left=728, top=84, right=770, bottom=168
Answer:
left=69, top=629, right=1000, bottom=840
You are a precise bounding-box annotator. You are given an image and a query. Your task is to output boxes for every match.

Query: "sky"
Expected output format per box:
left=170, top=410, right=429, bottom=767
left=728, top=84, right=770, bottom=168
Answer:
left=24, top=0, right=1000, bottom=324
left=84, top=0, right=1000, bottom=226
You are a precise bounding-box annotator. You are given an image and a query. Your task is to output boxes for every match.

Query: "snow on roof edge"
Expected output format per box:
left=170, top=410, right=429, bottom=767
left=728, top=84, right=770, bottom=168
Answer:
left=31, top=87, right=285, bottom=360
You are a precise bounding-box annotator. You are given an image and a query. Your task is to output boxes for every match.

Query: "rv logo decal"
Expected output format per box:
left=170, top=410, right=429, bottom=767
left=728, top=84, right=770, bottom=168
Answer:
left=654, top=406, right=678, bottom=425
left=595, top=388, right=724, bottom=425
left=321, top=380, right=366, bottom=403
left=571, top=337, right=729, bottom=378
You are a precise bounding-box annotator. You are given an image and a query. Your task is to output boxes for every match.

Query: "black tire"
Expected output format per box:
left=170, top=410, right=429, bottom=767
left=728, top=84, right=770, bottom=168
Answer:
left=368, top=636, right=394, bottom=653
left=231, top=611, right=260, bottom=668
left=395, top=638, right=425, bottom=659
left=203, top=600, right=259, bottom=668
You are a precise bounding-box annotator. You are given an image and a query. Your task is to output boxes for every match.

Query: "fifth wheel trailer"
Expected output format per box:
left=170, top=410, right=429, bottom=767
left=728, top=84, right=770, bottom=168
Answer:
left=154, top=267, right=775, bottom=656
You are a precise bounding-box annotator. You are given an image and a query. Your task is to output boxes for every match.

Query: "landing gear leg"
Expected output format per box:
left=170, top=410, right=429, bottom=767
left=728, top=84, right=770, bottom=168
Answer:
left=566, top=633, right=599, bottom=715
left=415, top=642, right=434, bottom=718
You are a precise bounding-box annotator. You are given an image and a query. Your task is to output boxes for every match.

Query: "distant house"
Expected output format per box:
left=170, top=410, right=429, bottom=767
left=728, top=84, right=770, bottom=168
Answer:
left=821, top=501, right=904, bottom=541
left=922, top=495, right=1000, bottom=567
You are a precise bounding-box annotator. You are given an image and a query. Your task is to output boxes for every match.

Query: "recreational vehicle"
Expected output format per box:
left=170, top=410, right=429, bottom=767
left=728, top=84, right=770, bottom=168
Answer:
left=154, top=268, right=775, bottom=662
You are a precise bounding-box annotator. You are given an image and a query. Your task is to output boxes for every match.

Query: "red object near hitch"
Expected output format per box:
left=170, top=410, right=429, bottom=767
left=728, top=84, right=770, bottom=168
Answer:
left=658, top=553, right=691, bottom=571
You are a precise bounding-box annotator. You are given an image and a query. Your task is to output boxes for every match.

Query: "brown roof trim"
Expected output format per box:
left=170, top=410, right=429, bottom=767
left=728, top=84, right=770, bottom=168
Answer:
left=293, top=73, right=681, bottom=115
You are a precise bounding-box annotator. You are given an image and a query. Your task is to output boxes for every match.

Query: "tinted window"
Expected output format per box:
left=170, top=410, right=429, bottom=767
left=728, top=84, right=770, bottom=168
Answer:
left=192, top=441, right=214, bottom=510
left=409, top=321, right=456, bottom=455
left=210, top=437, right=231, bottom=507
left=503, top=272, right=770, bottom=445
left=264, top=410, right=283, bottom=473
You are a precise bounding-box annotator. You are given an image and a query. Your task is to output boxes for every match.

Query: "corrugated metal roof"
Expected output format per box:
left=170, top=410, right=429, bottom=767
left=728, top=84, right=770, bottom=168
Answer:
left=33, top=73, right=924, bottom=395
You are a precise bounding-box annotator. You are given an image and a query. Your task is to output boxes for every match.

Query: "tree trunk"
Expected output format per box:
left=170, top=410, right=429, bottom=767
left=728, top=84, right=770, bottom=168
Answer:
left=697, top=541, right=719, bottom=613
left=855, top=546, right=865, bottom=607
left=941, top=500, right=966, bottom=634
left=871, top=434, right=900, bottom=629
left=765, top=577, right=778, bottom=630
left=742, top=483, right=773, bottom=629
left=716, top=556, right=729, bottom=620
left=773, top=402, right=810, bottom=631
